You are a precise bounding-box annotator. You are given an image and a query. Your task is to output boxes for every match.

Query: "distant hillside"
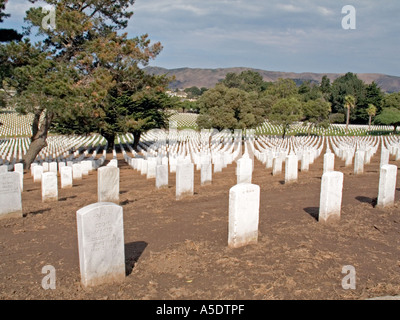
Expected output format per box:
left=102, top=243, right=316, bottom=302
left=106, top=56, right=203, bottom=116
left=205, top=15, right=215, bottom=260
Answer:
left=144, top=66, right=400, bottom=93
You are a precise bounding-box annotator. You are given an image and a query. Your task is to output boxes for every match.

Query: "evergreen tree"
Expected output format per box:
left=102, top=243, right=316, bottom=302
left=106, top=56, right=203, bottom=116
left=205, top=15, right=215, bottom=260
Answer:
left=3, top=0, right=167, bottom=167
left=329, top=72, right=366, bottom=123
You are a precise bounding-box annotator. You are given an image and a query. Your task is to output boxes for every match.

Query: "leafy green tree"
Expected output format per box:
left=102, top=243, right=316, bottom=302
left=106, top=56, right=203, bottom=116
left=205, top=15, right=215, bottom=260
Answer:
left=184, top=86, right=202, bottom=98
left=221, top=70, right=270, bottom=93
left=268, top=97, right=303, bottom=138
left=374, top=108, right=400, bottom=133
left=298, top=81, right=323, bottom=102
left=344, top=94, right=356, bottom=133
left=196, top=84, right=269, bottom=130
left=382, top=92, right=400, bottom=110
left=265, top=78, right=298, bottom=99
left=180, top=100, right=199, bottom=113
left=302, top=98, right=331, bottom=135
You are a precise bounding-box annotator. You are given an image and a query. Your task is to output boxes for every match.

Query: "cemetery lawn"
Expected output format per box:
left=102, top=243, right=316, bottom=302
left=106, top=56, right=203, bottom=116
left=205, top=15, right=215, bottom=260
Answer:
left=1, top=145, right=400, bottom=300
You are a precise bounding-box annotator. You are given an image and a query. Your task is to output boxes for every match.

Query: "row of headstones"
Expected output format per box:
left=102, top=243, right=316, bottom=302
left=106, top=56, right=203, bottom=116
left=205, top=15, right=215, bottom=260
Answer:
left=0, top=112, right=33, bottom=136
left=124, top=153, right=213, bottom=198
left=331, top=136, right=398, bottom=173
left=70, top=159, right=399, bottom=288
left=0, top=148, right=110, bottom=215
left=254, top=137, right=324, bottom=175
left=0, top=158, right=120, bottom=220
left=0, top=138, right=30, bottom=162
left=0, top=134, right=102, bottom=164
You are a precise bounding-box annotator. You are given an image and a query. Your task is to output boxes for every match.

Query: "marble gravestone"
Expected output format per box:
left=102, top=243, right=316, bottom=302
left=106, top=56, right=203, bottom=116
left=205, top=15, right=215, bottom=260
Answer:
left=377, top=164, right=397, bottom=208
left=76, top=202, right=125, bottom=287
left=156, top=164, right=168, bottom=189
left=176, top=162, right=194, bottom=200
left=60, top=166, right=73, bottom=189
left=0, top=172, right=22, bottom=219
left=228, top=183, right=260, bottom=248
left=97, top=166, right=119, bottom=203
left=41, top=172, right=58, bottom=202
left=285, top=153, right=298, bottom=184
left=319, top=171, right=344, bottom=223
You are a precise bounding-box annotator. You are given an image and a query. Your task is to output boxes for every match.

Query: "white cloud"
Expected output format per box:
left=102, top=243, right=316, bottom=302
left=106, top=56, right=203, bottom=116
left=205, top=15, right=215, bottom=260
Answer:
left=276, top=4, right=305, bottom=13
left=317, top=6, right=334, bottom=16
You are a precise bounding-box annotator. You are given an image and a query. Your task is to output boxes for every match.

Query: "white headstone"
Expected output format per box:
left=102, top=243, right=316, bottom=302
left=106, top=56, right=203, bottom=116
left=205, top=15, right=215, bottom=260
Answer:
left=42, top=162, right=49, bottom=172
left=76, top=202, right=125, bottom=287
left=49, top=162, right=58, bottom=173
left=30, top=163, right=38, bottom=176
left=236, top=154, right=252, bottom=184
left=228, top=183, right=260, bottom=248
left=60, top=166, right=73, bottom=188
left=140, top=159, right=148, bottom=175
left=377, top=164, right=397, bottom=208
left=213, top=153, right=223, bottom=173
left=14, top=163, right=24, bottom=192
left=0, top=172, right=22, bottom=219
left=156, top=164, right=168, bottom=189
left=323, top=151, right=335, bottom=174
left=200, top=162, right=212, bottom=186
left=354, top=150, right=365, bottom=175
left=58, top=161, right=66, bottom=174
left=380, top=148, right=390, bottom=168
left=98, top=166, right=119, bottom=203
left=146, top=158, right=157, bottom=179
left=41, top=172, right=58, bottom=202
left=266, top=154, right=274, bottom=169
left=285, top=154, right=298, bottom=184
left=81, top=160, right=92, bottom=176
left=272, top=156, right=282, bottom=176
left=344, top=150, right=353, bottom=167
left=72, top=163, right=83, bottom=180
left=176, top=162, right=194, bottom=200
left=33, top=165, right=44, bottom=182
left=300, top=152, right=309, bottom=172
left=319, top=171, right=344, bottom=223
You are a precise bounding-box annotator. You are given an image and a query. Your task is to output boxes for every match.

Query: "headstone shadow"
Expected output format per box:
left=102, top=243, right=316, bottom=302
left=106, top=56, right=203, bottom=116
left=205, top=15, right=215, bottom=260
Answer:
left=304, top=207, right=319, bottom=221
left=355, top=196, right=377, bottom=207
left=125, top=241, right=148, bottom=276
left=59, top=195, right=77, bottom=201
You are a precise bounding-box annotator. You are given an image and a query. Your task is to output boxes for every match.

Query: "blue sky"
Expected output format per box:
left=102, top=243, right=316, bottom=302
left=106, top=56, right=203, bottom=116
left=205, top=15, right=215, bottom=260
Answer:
left=2, top=0, right=400, bottom=76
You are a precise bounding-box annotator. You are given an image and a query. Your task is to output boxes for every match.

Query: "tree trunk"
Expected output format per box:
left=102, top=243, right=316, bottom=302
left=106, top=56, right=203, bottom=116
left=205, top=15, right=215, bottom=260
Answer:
left=133, top=131, right=141, bottom=152
left=23, top=137, right=48, bottom=169
left=368, top=115, right=372, bottom=129
left=346, top=107, right=350, bottom=133
left=282, top=126, right=287, bottom=139
left=103, top=133, right=115, bottom=153
left=23, top=110, right=54, bottom=169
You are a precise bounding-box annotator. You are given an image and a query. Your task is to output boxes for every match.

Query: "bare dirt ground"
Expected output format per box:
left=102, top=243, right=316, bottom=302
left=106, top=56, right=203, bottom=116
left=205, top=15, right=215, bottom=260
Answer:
left=1, top=143, right=400, bottom=300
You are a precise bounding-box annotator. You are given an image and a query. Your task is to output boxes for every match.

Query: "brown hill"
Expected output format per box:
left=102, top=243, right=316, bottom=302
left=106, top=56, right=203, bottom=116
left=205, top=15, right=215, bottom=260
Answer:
left=144, top=66, right=400, bottom=93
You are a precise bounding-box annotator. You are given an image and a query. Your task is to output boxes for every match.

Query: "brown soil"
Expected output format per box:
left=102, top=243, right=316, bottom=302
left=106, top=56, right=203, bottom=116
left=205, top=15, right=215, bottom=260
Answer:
left=1, top=144, right=400, bottom=300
